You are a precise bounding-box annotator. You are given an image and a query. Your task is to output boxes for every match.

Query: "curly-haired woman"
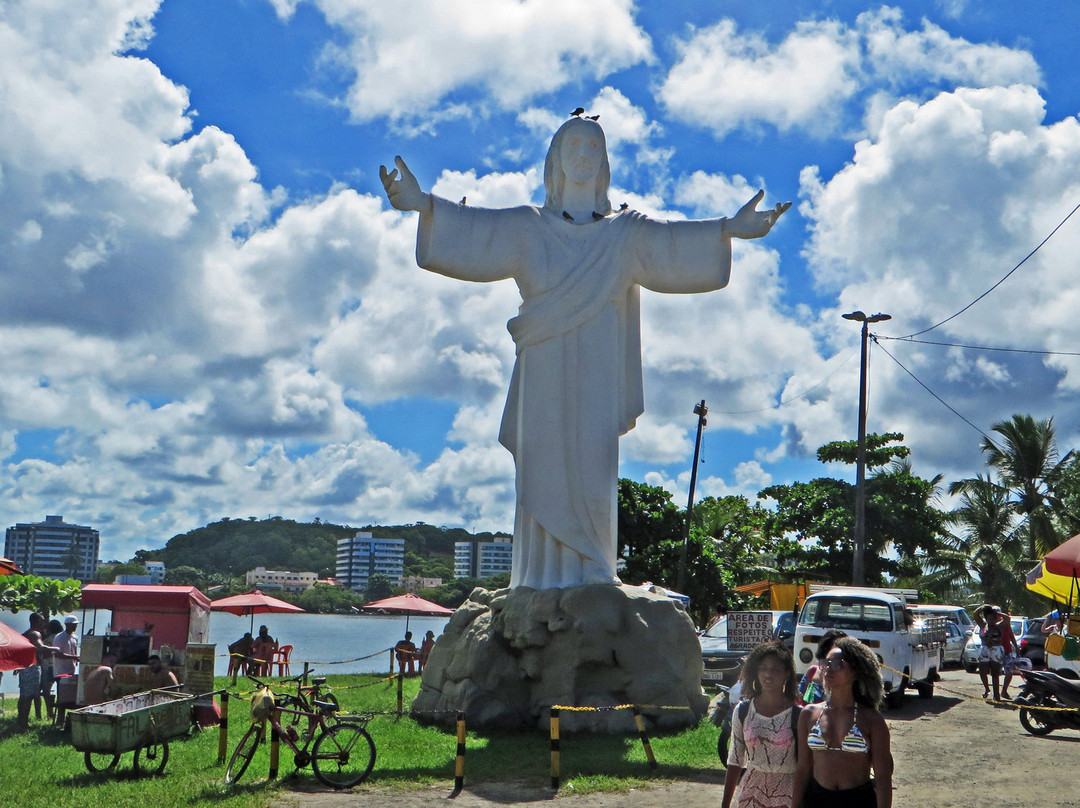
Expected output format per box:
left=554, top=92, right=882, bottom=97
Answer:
left=722, top=640, right=799, bottom=808
left=792, top=636, right=892, bottom=808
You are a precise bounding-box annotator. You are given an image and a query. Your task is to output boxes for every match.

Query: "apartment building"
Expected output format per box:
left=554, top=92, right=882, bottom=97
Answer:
left=4, top=514, right=99, bottom=582
left=336, top=531, right=405, bottom=592
left=245, top=565, right=318, bottom=593
left=454, top=537, right=513, bottom=580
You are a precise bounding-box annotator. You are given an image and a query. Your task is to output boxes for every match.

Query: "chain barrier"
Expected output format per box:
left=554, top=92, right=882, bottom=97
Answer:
left=876, top=660, right=1080, bottom=712
left=223, top=647, right=394, bottom=665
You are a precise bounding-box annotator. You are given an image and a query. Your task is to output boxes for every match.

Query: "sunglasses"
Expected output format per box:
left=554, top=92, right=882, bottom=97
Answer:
left=823, top=656, right=848, bottom=671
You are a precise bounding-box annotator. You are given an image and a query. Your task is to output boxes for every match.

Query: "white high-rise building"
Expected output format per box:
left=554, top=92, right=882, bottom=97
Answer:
left=454, top=538, right=513, bottom=580
left=4, top=515, right=99, bottom=582
left=336, top=532, right=405, bottom=592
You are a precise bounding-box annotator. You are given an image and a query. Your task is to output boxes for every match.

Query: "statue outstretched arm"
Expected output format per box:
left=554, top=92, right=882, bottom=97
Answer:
left=379, top=156, right=433, bottom=214
left=722, top=190, right=791, bottom=239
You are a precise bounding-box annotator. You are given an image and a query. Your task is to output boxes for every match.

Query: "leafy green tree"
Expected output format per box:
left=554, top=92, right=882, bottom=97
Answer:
left=164, top=565, right=206, bottom=588
left=760, top=434, right=946, bottom=585
left=94, top=562, right=147, bottom=583
left=617, top=478, right=684, bottom=560
left=624, top=531, right=727, bottom=628
left=0, top=574, right=82, bottom=619
left=297, top=583, right=363, bottom=613
left=364, top=574, right=394, bottom=602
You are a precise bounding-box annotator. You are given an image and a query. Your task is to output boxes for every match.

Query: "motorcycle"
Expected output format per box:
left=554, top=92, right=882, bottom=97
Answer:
left=1015, top=668, right=1080, bottom=736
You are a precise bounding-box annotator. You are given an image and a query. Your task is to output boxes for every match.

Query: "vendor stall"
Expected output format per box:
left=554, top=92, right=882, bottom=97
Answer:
left=75, top=585, right=216, bottom=719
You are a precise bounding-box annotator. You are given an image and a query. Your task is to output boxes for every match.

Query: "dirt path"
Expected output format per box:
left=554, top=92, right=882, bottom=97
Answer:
left=273, top=669, right=1080, bottom=807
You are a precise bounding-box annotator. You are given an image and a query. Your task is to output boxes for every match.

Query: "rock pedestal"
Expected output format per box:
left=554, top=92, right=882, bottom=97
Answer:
left=411, top=583, right=708, bottom=733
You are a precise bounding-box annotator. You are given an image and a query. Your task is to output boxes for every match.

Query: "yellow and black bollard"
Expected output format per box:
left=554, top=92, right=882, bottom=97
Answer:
left=217, top=691, right=229, bottom=763
left=451, top=710, right=467, bottom=795
left=549, top=707, right=561, bottom=790
left=632, top=706, right=658, bottom=769
left=268, top=713, right=281, bottom=779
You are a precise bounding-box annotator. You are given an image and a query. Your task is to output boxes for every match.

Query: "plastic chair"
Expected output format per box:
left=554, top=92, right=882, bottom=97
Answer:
left=274, top=644, right=293, bottom=676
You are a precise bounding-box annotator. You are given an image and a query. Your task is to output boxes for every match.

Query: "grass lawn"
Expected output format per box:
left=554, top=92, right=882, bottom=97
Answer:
left=0, top=674, right=725, bottom=808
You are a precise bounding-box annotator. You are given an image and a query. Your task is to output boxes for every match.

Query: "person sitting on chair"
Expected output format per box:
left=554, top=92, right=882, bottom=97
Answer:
left=228, top=633, right=254, bottom=684
left=252, top=626, right=277, bottom=676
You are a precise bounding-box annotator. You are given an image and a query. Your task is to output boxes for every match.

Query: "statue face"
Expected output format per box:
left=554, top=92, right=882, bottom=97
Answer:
left=559, top=127, right=604, bottom=184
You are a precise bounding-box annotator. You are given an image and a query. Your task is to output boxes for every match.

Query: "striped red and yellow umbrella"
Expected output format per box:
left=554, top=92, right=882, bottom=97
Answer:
left=1025, top=533, right=1080, bottom=603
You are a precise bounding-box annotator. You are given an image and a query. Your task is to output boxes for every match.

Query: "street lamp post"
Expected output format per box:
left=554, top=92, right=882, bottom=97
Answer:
left=676, top=400, right=708, bottom=594
left=841, top=311, right=891, bottom=586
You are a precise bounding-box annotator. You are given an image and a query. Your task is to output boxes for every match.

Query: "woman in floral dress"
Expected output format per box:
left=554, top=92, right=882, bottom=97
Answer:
left=723, top=640, right=799, bottom=808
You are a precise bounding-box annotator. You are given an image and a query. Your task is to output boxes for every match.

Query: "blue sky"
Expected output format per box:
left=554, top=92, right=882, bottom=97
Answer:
left=3, top=0, right=1080, bottom=563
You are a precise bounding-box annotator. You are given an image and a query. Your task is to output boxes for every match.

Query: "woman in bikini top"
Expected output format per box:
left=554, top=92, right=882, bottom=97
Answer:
left=792, top=638, right=893, bottom=808
left=806, top=703, right=868, bottom=753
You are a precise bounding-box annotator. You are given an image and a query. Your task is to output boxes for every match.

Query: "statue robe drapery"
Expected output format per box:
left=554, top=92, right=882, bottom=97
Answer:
left=416, top=196, right=732, bottom=589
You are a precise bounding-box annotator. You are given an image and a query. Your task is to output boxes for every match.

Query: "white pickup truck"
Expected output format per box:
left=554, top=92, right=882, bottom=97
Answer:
left=793, top=586, right=947, bottom=708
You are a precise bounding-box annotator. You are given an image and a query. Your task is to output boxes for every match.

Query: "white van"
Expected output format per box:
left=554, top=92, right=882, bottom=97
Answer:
left=794, top=586, right=946, bottom=708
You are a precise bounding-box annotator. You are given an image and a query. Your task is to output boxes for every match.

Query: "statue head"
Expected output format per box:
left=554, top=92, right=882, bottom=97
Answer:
left=543, top=117, right=612, bottom=216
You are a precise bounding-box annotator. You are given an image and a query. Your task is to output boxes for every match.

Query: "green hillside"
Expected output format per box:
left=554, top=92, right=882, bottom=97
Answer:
left=143, top=516, right=509, bottom=580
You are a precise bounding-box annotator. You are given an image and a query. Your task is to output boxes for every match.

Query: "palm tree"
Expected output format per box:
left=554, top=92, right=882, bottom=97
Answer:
left=939, top=475, right=1029, bottom=610
left=980, top=414, right=1071, bottom=559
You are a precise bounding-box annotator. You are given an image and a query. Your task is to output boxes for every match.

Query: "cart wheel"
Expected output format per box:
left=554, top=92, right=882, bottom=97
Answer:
left=225, top=724, right=263, bottom=785
left=84, top=751, right=121, bottom=773
left=311, top=722, right=376, bottom=789
left=134, top=741, right=170, bottom=775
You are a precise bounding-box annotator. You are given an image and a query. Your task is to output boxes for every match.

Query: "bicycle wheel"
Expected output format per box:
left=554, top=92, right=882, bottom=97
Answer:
left=84, top=751, right=120, bottom=773
left=225, top=723, right=263, bottom=784
left=311, top=722, right=376, bottom=788
left=134, top=741, right=170, bottom=775
left=275, top=694, right=306, bottom=723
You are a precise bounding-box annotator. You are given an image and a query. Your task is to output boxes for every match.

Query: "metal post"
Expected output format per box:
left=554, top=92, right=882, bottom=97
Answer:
left=853, top=320, right=869, bottom=587
left=677, top=400, right=708, bottom=594
left=217, top=691, right=229, bottom=763
left=452, top=710, right=466, bottom=795
left=549, top=708, right=561, bottom=791
left=843, top=311, right=890, bottom=587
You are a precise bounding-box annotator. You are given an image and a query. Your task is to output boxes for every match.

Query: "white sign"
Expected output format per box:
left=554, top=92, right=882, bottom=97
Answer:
left=727, top=612, right=774, bottom=651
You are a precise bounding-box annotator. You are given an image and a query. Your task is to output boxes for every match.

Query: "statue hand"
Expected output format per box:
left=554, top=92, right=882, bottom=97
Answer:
left=724, top=190, right=791, bottom=239
left=379, top=156, right=432, bottom=213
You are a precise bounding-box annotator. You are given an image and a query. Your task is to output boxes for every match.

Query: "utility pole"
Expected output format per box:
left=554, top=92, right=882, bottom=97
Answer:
left=842, top=311, right=891, bottom=586
left=677, top=400, right=708, bottom=594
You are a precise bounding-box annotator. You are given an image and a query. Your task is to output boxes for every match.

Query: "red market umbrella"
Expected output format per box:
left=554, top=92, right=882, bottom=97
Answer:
left=1042, top=533, right=1080, bottom=578
left=362, top=593, right=453, bottom=633
left=210, top=589, right=305, bottom=632
left=0, top=621, right=36, bottom=672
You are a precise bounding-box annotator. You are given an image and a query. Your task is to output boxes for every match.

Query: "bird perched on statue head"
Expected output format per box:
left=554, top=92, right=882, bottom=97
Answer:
left=570, top=107, right=585, bottom=117
left=586, top=114, right=600, bottom=121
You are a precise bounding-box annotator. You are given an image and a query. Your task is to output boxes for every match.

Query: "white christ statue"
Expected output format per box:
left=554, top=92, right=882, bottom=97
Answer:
left=380, top=116, right=789, bottom=590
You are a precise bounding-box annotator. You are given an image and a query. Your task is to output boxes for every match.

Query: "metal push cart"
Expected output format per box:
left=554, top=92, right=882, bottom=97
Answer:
left=70, top=689, right=196, bottom=775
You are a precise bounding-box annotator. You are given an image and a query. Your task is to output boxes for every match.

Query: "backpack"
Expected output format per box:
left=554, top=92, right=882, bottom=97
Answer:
left=736, top=700, right=802, bottom=759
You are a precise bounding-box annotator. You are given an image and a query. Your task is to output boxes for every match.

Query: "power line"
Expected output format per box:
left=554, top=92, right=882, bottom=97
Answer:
left=872, top=337, right=991, bottom=442
left=879, top=336, right=1080, bottom=357
left=896, top=198, right=1080, bottom=340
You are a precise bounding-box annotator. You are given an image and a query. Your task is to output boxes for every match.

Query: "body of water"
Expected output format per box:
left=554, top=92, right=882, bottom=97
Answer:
left=0, top=608, right=452, bottom=678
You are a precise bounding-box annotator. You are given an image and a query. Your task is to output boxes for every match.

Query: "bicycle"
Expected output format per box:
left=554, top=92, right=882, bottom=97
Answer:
left=273, top=671, right=340, bottom=723
left=225, top=675, right=376, bottom=788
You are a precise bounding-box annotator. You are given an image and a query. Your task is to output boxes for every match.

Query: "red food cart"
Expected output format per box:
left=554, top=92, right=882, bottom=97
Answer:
left=74, top=585, right=217, bottom=722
